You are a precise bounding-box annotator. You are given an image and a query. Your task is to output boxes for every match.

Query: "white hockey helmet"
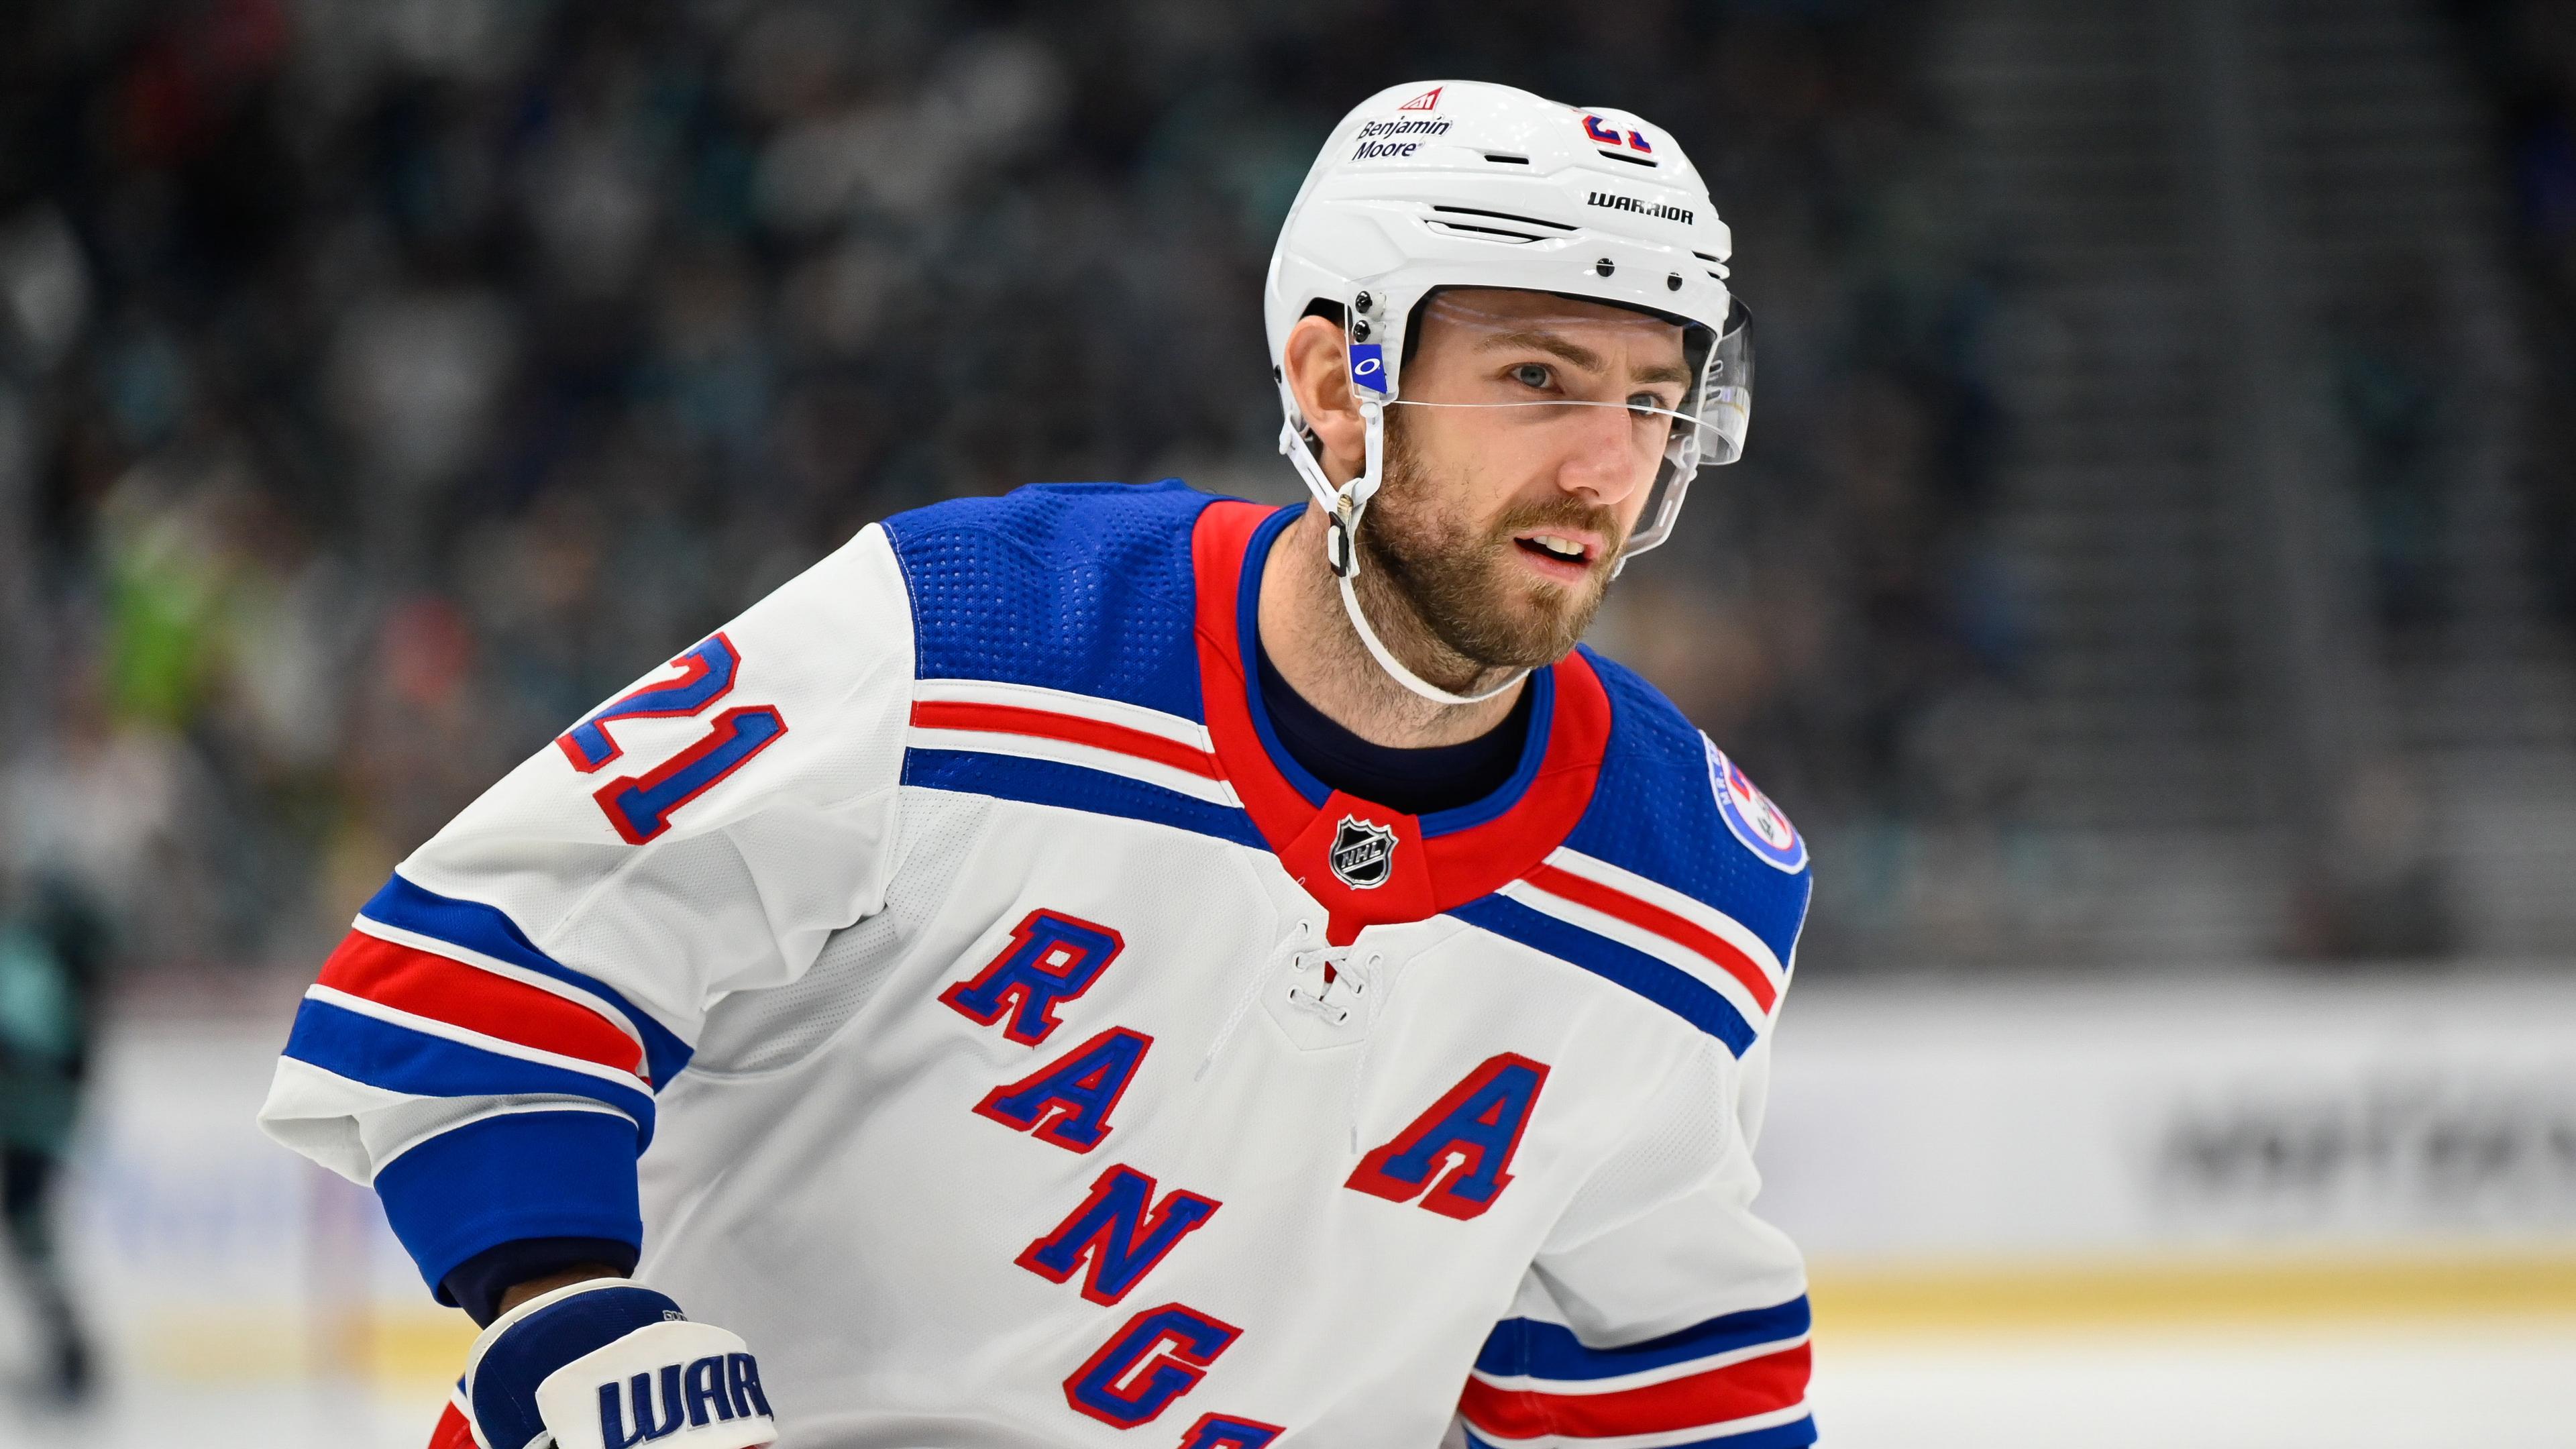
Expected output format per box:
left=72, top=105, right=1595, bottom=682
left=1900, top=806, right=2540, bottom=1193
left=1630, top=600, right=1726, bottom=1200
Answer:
left=1266, top=80, right=1750, bottom=702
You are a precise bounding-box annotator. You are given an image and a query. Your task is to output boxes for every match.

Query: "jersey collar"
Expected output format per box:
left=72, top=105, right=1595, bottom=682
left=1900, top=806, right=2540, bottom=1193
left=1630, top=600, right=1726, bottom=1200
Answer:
left=1192, top=500, right=1612, bottom=944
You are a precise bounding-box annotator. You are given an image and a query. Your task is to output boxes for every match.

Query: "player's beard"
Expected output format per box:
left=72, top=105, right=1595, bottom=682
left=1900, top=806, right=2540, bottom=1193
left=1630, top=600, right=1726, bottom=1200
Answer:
left=1353, top=414, right=1626, bottom=678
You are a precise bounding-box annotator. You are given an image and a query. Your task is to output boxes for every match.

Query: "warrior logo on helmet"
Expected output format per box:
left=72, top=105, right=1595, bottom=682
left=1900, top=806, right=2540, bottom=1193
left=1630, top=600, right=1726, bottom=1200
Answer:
left=1329, top=816, right=1399, bottom=890
left=1587, top=192, right=1693, bottom=225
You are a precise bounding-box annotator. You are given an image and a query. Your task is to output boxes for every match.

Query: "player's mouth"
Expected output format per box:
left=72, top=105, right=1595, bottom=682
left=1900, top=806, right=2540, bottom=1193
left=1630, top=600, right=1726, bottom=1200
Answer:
left=1509, top=528, right=1604, bottom=584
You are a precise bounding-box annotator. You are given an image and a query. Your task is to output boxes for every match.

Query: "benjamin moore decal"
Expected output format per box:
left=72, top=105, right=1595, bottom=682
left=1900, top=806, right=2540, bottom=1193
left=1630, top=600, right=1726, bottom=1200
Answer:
left=1352, top=115, right=1452, bottom=160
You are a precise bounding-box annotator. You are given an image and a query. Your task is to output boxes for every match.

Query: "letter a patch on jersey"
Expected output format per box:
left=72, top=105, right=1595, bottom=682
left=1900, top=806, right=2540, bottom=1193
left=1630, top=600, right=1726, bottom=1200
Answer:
left=1346, top=1053, right=1550, bottom=1220
left=974, top=1027, right=1153, bottom=1152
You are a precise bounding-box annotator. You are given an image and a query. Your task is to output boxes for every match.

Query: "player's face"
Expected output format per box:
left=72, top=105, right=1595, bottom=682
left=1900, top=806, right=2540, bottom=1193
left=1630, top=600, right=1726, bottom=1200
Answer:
left=1360, top=288, right=1689, bottom=669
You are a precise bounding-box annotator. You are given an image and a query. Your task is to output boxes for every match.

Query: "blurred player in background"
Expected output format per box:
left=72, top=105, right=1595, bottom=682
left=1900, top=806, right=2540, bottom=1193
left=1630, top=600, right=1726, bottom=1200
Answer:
left=0, top=867, right=107, bottom=1410
left=260, top=80, right=1813, bottom=1449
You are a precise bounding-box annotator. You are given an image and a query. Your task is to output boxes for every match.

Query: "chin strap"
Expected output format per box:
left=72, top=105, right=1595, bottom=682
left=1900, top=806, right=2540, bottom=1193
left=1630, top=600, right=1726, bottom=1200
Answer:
left=1277, top=392, right=1531, bottom=708
left=1334, top=568, right=1527, bottom=705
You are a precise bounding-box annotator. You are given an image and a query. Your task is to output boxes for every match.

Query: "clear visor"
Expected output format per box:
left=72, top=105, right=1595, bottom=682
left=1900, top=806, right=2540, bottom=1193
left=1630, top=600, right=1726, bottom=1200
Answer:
left=1369, top=292, right=1753, bottom=470
left=1697, top=301, right=1753, bottom=467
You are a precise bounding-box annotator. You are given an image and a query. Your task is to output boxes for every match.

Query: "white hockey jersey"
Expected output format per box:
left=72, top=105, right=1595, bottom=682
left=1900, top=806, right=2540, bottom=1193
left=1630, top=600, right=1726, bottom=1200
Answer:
left=260, top=482, right=1819, bottom=1449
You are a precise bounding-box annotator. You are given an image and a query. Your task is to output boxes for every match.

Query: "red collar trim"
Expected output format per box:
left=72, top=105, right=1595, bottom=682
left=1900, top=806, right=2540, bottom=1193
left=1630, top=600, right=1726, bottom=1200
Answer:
left=1191, top=500, right=1612, bottom=944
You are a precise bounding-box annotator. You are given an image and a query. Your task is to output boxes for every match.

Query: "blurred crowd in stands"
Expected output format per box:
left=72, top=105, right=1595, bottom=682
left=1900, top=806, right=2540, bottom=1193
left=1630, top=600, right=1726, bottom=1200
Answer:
left=0, top=0, right=2009, bottom=981
left=2463, top=0, right=2576, bottom=619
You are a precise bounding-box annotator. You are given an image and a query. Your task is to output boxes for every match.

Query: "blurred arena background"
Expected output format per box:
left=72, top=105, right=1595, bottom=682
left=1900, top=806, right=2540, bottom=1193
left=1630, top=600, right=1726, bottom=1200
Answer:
left=0, top=0, right=2573, bottom=1444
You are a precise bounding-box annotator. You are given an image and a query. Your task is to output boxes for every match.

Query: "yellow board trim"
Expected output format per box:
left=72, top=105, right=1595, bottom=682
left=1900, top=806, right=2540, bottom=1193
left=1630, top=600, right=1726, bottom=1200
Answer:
left=143, top=1309, right=477, bottom=1387
left=136, top=1254, right=2576, bottom=1386
left=1809, top=1255, right=2576, bottom=1335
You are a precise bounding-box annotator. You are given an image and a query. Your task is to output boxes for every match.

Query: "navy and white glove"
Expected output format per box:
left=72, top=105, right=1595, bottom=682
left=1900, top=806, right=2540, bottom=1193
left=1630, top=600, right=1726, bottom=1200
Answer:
left=460, top=1279, right=778, bottom=1449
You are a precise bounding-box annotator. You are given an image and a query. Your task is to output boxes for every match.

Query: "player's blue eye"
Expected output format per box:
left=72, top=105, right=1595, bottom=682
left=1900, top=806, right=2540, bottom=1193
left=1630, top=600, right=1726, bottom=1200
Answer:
left=1511, top=363, right=1553, bottom=390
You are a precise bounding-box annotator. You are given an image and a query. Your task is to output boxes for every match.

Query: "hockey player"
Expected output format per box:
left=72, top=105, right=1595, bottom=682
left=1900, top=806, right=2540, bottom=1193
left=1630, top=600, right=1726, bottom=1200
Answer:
left=261, top=80, right=1813, bottom=1449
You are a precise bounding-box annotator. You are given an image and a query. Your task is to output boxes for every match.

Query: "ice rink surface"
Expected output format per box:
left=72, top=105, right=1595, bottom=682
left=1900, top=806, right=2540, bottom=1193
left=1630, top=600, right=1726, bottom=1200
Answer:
left=7, top=1317, right=2576, bottom=1448
left=1813, top=1321, right=2576, bottom=1448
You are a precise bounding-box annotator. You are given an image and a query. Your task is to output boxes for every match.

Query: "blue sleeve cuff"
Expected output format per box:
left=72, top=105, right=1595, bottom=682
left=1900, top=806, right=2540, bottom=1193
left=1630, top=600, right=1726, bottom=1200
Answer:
left=375, top=1110, right=643, bottom=1296
left=443, top=1236, right=641, bottom=1325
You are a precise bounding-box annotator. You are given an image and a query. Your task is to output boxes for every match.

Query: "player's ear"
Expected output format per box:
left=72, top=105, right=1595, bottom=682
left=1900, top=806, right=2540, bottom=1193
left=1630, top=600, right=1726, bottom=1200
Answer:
left=1283, top=313, right=1366, bottom=482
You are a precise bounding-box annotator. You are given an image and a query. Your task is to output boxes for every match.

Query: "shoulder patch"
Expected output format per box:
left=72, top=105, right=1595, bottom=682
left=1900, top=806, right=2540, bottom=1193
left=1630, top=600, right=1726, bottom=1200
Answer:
left=1564, top=648, right=1811, bottom=967
left=1704, top=738, right=1805, bottom=874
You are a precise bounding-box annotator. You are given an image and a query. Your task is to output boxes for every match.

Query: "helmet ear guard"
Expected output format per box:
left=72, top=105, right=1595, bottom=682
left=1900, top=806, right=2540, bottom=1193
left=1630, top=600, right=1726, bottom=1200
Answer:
left=1273, top=298, right=1389, bottom=584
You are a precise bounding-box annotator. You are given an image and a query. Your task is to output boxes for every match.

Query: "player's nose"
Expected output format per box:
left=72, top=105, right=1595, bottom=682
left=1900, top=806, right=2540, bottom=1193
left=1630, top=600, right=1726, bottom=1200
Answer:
left=1554, top=402, right=1648, bottom=508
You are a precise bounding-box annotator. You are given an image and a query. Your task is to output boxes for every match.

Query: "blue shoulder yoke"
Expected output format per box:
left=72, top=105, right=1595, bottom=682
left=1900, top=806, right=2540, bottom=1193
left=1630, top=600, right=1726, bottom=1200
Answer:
left=1568, top=647, right=1813, bottom=969
left=882, top=481, right=1220, bottom=722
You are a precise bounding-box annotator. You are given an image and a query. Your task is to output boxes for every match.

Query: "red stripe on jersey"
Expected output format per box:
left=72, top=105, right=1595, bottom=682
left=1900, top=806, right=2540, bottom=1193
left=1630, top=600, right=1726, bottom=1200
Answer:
left=317, top=930, right=647, bottom=1080
left=909, top=700, right=1220, bottom=779
left=425, top=1401, right=475, bottom=1449
left=1458, top=1340, right=1810, bottom=1440
left=1523, top=862, right=1777, bottom=1013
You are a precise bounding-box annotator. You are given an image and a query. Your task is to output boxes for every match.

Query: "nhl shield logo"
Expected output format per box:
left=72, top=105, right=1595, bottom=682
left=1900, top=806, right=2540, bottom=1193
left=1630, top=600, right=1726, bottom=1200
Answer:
left=1329, top=815, right=1399, bottom=890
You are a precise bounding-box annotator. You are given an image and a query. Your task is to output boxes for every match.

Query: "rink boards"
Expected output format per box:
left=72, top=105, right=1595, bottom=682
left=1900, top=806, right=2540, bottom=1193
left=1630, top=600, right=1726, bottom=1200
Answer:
left=1, top=970, right=2572, bottom=1447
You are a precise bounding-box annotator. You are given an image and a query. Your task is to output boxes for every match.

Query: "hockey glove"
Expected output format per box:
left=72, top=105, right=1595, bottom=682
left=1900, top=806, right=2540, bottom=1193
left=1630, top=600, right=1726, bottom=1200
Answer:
left=449, top=1278, right=777, bottom=1449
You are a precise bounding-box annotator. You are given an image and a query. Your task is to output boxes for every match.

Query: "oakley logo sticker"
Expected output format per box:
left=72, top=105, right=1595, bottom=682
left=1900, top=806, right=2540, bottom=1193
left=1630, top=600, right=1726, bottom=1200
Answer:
left=1348, top=343, right=1387, bottom=396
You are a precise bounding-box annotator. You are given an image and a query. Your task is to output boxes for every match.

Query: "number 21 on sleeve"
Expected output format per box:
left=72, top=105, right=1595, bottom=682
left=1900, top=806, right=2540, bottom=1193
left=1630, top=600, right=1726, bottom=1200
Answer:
left=555, top=633, right=790, bottom=845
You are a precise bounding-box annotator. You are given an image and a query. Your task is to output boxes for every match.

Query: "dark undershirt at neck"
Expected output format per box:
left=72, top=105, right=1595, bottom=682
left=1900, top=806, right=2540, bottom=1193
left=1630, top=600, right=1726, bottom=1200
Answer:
left=1254, top=639, right=1534, bottom=817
